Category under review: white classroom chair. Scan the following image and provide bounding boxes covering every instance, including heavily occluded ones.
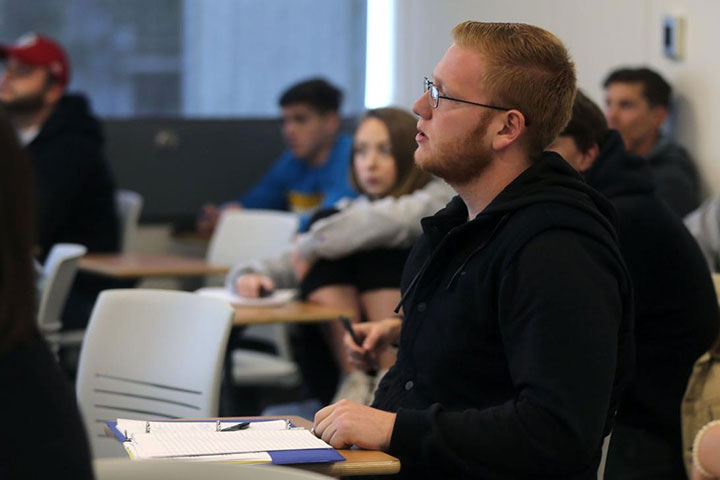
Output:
[207,209,299,273]
[37,243,87,352]
[207,210,302,389]
[115,189,143,253]
[76,289,233,458]
[93,459,333,480]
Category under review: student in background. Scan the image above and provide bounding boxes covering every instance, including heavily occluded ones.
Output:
[603,67,700,217]
[0,32,119,260]
[549,90,719,479]
[0,112,93,478]
[198,78,357,233]
[0,33,120,333]
[227,107,434,405]
[313,21,633,479]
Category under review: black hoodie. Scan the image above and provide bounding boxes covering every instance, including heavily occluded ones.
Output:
[28,94,119,259]
[586,130,719,470]
[372,152,635,479]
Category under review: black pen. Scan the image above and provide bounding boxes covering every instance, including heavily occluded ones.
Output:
[220,421,250,432]
[339,315,377,375]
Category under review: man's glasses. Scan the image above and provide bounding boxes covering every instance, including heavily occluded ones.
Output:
[424,77,530,126]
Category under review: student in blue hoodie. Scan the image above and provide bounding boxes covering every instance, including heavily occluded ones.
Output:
[198,78,357,233]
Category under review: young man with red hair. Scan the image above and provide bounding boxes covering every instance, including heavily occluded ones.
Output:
[313,21,634,479]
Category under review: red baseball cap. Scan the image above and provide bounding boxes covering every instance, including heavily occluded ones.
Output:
[0,33,70,87]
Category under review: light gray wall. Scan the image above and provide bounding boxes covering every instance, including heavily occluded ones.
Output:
[389,0,720,195]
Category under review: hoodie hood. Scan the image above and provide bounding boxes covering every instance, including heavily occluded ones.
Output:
[33,94,103,147]
[396,151,623,312]
[584,129,654,199]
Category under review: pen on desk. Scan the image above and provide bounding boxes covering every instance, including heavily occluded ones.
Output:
[220,421,250,432]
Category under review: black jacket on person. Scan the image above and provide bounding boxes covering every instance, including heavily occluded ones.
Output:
[28,94,119,259]
[585,131,719,472]
[0,333,94,478]
[372,152,635,479]
[647,134,700,217]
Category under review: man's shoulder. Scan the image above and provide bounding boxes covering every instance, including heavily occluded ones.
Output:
[650,135,692,164]
[34,93,103,150]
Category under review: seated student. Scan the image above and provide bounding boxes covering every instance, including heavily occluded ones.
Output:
[0,33,120,332]
[314,21,634,479]
[0,114,93,478]
[198,78,357,233]
[226,107,433,404]
[549,90,720,479]
[0,33,119,259]
[603,67,700,217]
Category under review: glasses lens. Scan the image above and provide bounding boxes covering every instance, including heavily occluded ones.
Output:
[430,85,439,108]
[424,77,439,108]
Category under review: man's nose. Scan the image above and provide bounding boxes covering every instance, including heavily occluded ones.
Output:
[413,91,432,119]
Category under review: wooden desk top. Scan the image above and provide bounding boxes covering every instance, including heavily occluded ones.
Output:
[233,302,353,326]
[284,416,400,477]
[104,415,400,477]
[79,253,229,278]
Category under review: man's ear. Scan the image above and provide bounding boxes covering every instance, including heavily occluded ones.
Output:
[492,109,527,151]
[651,105,668,129]
[43,82,64,105]
[323,111,341,134]
[577,143,600,173]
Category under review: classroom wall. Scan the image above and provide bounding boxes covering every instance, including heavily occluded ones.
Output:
[391,0,720,196]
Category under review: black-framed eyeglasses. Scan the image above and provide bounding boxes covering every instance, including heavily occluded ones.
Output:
[424,77,530,126]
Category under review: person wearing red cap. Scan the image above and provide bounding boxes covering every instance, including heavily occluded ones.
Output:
[0,33,120,331]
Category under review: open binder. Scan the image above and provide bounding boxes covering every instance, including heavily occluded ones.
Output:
[106,418,344,465]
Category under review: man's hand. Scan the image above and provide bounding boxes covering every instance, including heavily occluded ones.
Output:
[313,399,396,450]
[345,317,402,371]
[235,273,275,297]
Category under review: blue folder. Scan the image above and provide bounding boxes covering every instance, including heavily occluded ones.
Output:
[106,419,345,465]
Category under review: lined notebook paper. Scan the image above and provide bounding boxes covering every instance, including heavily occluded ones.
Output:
[116,419,289,438]
[128,429,332,459]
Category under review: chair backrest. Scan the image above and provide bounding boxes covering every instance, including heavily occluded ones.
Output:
[93,459,334,479]
[206,210,299,359]
[116,189,144,253]
[206,209,299,266]
[76,289,234,458]
[38,243,87,334]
